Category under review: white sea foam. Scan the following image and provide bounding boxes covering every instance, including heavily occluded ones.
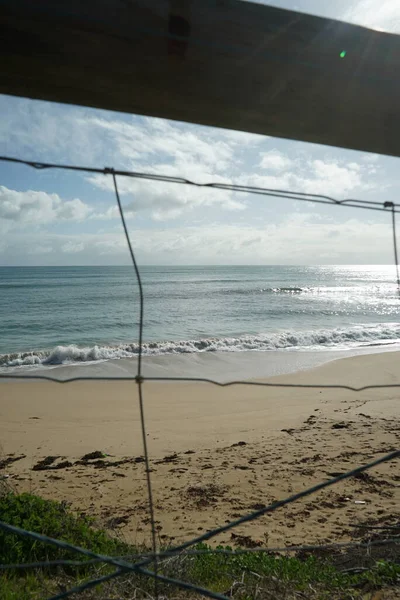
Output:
[2,322,400,368]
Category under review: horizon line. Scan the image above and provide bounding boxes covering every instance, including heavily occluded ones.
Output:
[0,264,396,268]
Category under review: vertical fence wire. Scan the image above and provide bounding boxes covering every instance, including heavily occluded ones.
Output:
[111,171,158,596]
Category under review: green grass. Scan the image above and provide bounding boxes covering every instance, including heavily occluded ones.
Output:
[0,491,129,599]
[0,492,127,565]
[185,544,400,598]
[0,574,46,600]
[0,492,399,599]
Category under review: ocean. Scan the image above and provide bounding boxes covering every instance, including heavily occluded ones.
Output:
[1,265,399,374]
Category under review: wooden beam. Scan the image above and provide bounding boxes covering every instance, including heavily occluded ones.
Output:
[1,0,400,156]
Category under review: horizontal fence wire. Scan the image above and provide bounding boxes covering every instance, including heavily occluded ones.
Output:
[2,155,400,214]
[1,535,399,571]
[0,154,399,600]
[3,372,400,392]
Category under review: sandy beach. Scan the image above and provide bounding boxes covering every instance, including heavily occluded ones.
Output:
[0,351,399,549]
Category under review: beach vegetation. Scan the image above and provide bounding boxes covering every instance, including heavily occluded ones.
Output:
[0,492,398,599]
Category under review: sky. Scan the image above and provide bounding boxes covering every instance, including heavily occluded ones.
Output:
[0,0,399,266]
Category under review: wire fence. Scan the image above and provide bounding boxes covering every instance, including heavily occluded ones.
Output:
[0,154,399,599]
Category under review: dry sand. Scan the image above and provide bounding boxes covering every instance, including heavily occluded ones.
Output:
[0,351,399,548]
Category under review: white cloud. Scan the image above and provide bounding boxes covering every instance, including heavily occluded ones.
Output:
[32,245,52,255]
[61,241,85,253]
[0,94,396,268]
[0,214,394,266]
[238,157,377,198]
[128,217,398,264]
[93,206,126,221]
[299,160,365,196]
[56,198,92,221]
[94,238,127,255]
[1,95,388,229]
[0,186,92,224]
[78,116,262,219]
[259,150,292,171]
[89,149,378,221]
[362,153,380,164]
[0,102,105,166]
[88,117,235,173]
[219,129,267,145]
[88,172,245,220]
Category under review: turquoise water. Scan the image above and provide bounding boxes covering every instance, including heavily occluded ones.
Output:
[1,265,399,368]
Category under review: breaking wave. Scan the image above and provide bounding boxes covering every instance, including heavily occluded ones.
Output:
[2,323,400,368]
[220,285,398,297]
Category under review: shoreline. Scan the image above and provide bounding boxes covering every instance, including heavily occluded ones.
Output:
[0,350,399,548]
[2,341,400,383]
